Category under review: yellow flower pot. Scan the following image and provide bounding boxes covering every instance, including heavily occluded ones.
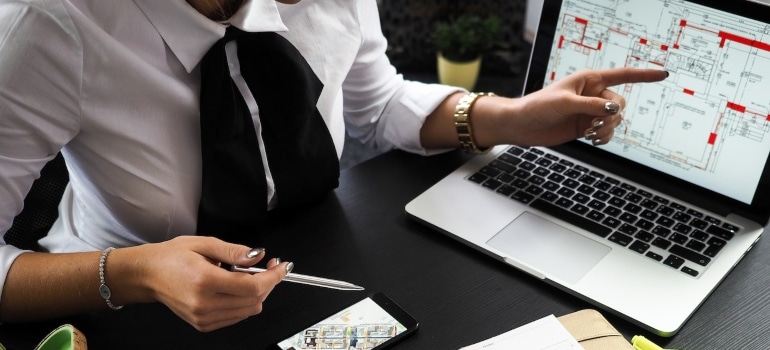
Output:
[437,53,481,91]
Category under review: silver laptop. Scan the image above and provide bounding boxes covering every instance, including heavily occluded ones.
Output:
[406,0,770,336]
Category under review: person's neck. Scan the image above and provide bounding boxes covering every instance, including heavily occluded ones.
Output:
[186,0,245,22]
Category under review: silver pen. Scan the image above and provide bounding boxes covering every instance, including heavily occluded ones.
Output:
[231,265,365,291]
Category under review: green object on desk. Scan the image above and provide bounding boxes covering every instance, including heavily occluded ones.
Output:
[632,335,664,350]
[35,324,87,350]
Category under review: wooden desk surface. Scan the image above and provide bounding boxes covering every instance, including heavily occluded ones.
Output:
[1,150,769,349]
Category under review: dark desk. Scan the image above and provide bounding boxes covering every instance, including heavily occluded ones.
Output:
[1,150,769,349]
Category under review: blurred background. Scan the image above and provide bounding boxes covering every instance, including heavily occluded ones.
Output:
[340,0,542,169]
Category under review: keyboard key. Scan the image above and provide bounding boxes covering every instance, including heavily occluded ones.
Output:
[562,179,580,189]
[618,223,638,235]
[669,244,711,266]
[663,255,685,269]
[681,266,699,277]
[482,179,502,190]
[634,230,654,242]
[468,173,488,184]
[602,206,621,217]
[625,193,643,203]
[640,199,658,210]
[624,203,642,214]
[497,153,522,166]
[478,166,501,178]
[542,181,560,192]
[619,212,638,224]
[685,240,706,252]
[655,216,675,227]
[651,226,671,238]
[586,210,605,222]
[690,218,708,229]
[629,240,650,254]
[511,191,535,204]
[521,152,539,161]
[703,244,723,258]
[557,187,575,197]
[592,190,611,201]
[490,160,516,173]
[496,185,516,196]
[601,217,621,229]
[640,209,658,221]
[722,222,740,232]
[570,204,590,215]
[706,225,735,240]
[686,209,704,218]
[656,205,675,216]
[506,147,525,156]
[572,193,591,204]
[672,211,692,223]
[645,251,663,261]
[635,218,655,231]
[672,223,692,235]
[652,237,671,249]
[670,233,688,244]
[608,232,633,246]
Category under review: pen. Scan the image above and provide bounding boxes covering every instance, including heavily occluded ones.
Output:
[230,265,365,291]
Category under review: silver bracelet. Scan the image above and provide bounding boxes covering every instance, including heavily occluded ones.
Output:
[98,247,123,310]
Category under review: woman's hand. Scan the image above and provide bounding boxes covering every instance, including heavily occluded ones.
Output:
[112,236,290,332]
[484,68,668,147]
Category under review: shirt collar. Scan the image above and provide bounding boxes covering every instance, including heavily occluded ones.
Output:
[133,0,289,73]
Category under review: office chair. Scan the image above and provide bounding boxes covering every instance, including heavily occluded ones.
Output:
[4,153,69,251]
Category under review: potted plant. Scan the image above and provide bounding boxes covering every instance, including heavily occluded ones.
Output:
[434,12,502,90]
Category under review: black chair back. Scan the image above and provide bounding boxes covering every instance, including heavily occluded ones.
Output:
[4,153,69,251]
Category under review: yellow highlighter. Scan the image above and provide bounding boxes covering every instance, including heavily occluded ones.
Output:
[632,335,664,350]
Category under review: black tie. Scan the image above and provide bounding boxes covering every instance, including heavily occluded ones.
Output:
[197,26,339,244]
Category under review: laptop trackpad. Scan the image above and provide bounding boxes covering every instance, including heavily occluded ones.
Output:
[487,211,611,284]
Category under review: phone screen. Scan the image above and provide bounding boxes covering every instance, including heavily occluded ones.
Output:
[275,293,416,349]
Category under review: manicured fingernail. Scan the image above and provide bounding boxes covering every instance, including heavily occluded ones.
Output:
[604,101,620,114]
[665,70,670,78]
[285,262,295,274]
[247,248,265,259]
[274,257,281,264]
[584,129,597,141]
[592,119,605,130]
[592,138,602,146]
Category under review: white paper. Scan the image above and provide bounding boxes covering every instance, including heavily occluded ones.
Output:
[459,314,582,350]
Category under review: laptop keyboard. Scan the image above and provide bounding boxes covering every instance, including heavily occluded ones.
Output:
[467,146,740,277]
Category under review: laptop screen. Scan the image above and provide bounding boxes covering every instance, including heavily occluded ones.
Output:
[525,0,770,222]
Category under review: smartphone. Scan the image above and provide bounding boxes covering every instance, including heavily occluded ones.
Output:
[274,292,419,350]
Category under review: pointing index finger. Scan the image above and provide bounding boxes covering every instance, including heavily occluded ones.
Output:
[599,68,668,88]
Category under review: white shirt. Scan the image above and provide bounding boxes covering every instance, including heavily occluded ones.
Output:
[0,0,460,298]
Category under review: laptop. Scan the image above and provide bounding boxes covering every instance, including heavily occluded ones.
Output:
[406,0,770,336]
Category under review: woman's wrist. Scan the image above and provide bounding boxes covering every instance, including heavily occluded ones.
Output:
[467,95,522,148]
[105,245,155,306]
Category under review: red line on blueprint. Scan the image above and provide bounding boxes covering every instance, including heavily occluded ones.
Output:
[708,133,717,145]
[719,31,770,51]
[598,41,603,50]
[727,101,746,113]
[640,38,647,44]
[551,72,556,81]
[767,115,770,121]
[559,35,564,48]
[575,17,588,25]
[661,44,669,51]
[680,19,687,27]
[683,89,695,95]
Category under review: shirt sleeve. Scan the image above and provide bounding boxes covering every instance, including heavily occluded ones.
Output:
[0,1,82,298]
[341,0,464,156]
